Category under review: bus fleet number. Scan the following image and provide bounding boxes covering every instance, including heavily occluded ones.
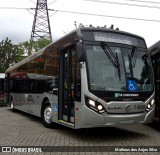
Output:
[134,105,145,110]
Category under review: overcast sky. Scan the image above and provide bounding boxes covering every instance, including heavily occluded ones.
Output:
[0,0,160,47]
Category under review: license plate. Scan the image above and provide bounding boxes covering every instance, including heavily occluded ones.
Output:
[134,104,145,110]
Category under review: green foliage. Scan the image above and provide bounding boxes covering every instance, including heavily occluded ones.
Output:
[0,38,24,73]
[0,37,51,73]
[33,38,51,51]
[19,40,33,56]
[20,38,51,56]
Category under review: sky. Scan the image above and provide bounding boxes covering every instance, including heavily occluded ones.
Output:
[0,0,160,47]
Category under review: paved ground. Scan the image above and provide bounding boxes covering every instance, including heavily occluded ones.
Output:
[0,106,160,155]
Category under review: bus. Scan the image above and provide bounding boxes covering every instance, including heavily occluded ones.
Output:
[0,73,5,105]
[5,27,155,129]
[148,41,160,120]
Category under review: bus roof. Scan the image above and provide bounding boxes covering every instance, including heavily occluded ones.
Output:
[148,40,160,56]
[5,27,145,73]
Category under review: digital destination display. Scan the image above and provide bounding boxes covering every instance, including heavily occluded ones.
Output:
[94,32,139,46]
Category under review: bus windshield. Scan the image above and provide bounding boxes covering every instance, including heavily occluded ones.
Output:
[85,44,153,92]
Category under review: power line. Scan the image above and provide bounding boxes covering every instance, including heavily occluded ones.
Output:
[0,7,28,10]
[84,0,160,9]
[28,8,57,17]
[0,7,160,23]
[48,0,58,5]
[97,0,160,5]
[49,10,58,17]
[28,0,36,4]
[125,0,160,5]
[27,8,35,16]
[51,9,160,23]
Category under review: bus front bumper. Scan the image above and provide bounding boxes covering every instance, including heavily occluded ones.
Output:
[80,105,155,128]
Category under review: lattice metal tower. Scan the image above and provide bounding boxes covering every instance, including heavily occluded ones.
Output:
[31,0,52,41]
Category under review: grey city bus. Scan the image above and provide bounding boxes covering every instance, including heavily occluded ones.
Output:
[5,27,155,129]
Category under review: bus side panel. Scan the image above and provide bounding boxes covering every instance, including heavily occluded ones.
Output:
[11,92,59,120]
[12,93,42,117]
[12,93,28,112]
[29,93,58,118]
[74,101,83,129]
[81,105,106,128]
[28,93,43,117]
[48,93,59,123]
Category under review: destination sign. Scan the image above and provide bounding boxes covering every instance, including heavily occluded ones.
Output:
[94,32,138,46]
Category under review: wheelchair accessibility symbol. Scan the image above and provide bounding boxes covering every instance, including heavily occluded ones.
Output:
[127,80,136,91]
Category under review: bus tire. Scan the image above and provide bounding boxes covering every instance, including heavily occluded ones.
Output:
[41,101,54,128]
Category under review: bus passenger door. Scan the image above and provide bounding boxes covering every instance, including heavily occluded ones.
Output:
[59,47,77,124]
[155,57,160,118]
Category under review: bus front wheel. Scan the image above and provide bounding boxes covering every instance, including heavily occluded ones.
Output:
[41,101,54,128]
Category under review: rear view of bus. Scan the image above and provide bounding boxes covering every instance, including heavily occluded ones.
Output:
[79,28,154,127]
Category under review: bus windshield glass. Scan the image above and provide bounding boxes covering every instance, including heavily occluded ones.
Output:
[85,44,153,92]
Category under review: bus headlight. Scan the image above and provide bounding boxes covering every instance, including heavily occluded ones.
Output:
[97,105,103,111]
[146,99,155,111]
[86,98,106,114]
[88,99,95,107]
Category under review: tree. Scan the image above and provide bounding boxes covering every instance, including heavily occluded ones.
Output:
[20,38,51,56]
[0,37,51,73]
[33,38,51,51]
[0,38,24,73]
[19,40,33,56]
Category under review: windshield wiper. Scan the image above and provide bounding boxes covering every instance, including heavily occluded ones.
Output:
[115,52,121,81]
[131,47,137,68]
[128,54,134,78]
[101,42,121,80]
[127,47,138,78]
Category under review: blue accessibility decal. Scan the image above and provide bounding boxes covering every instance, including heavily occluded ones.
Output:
[127,80,136,91]
[54,103,58,112]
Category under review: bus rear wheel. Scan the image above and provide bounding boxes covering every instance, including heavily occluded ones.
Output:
[41,102,54,128]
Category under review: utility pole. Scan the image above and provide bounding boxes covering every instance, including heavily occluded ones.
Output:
[31,0,52,41]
